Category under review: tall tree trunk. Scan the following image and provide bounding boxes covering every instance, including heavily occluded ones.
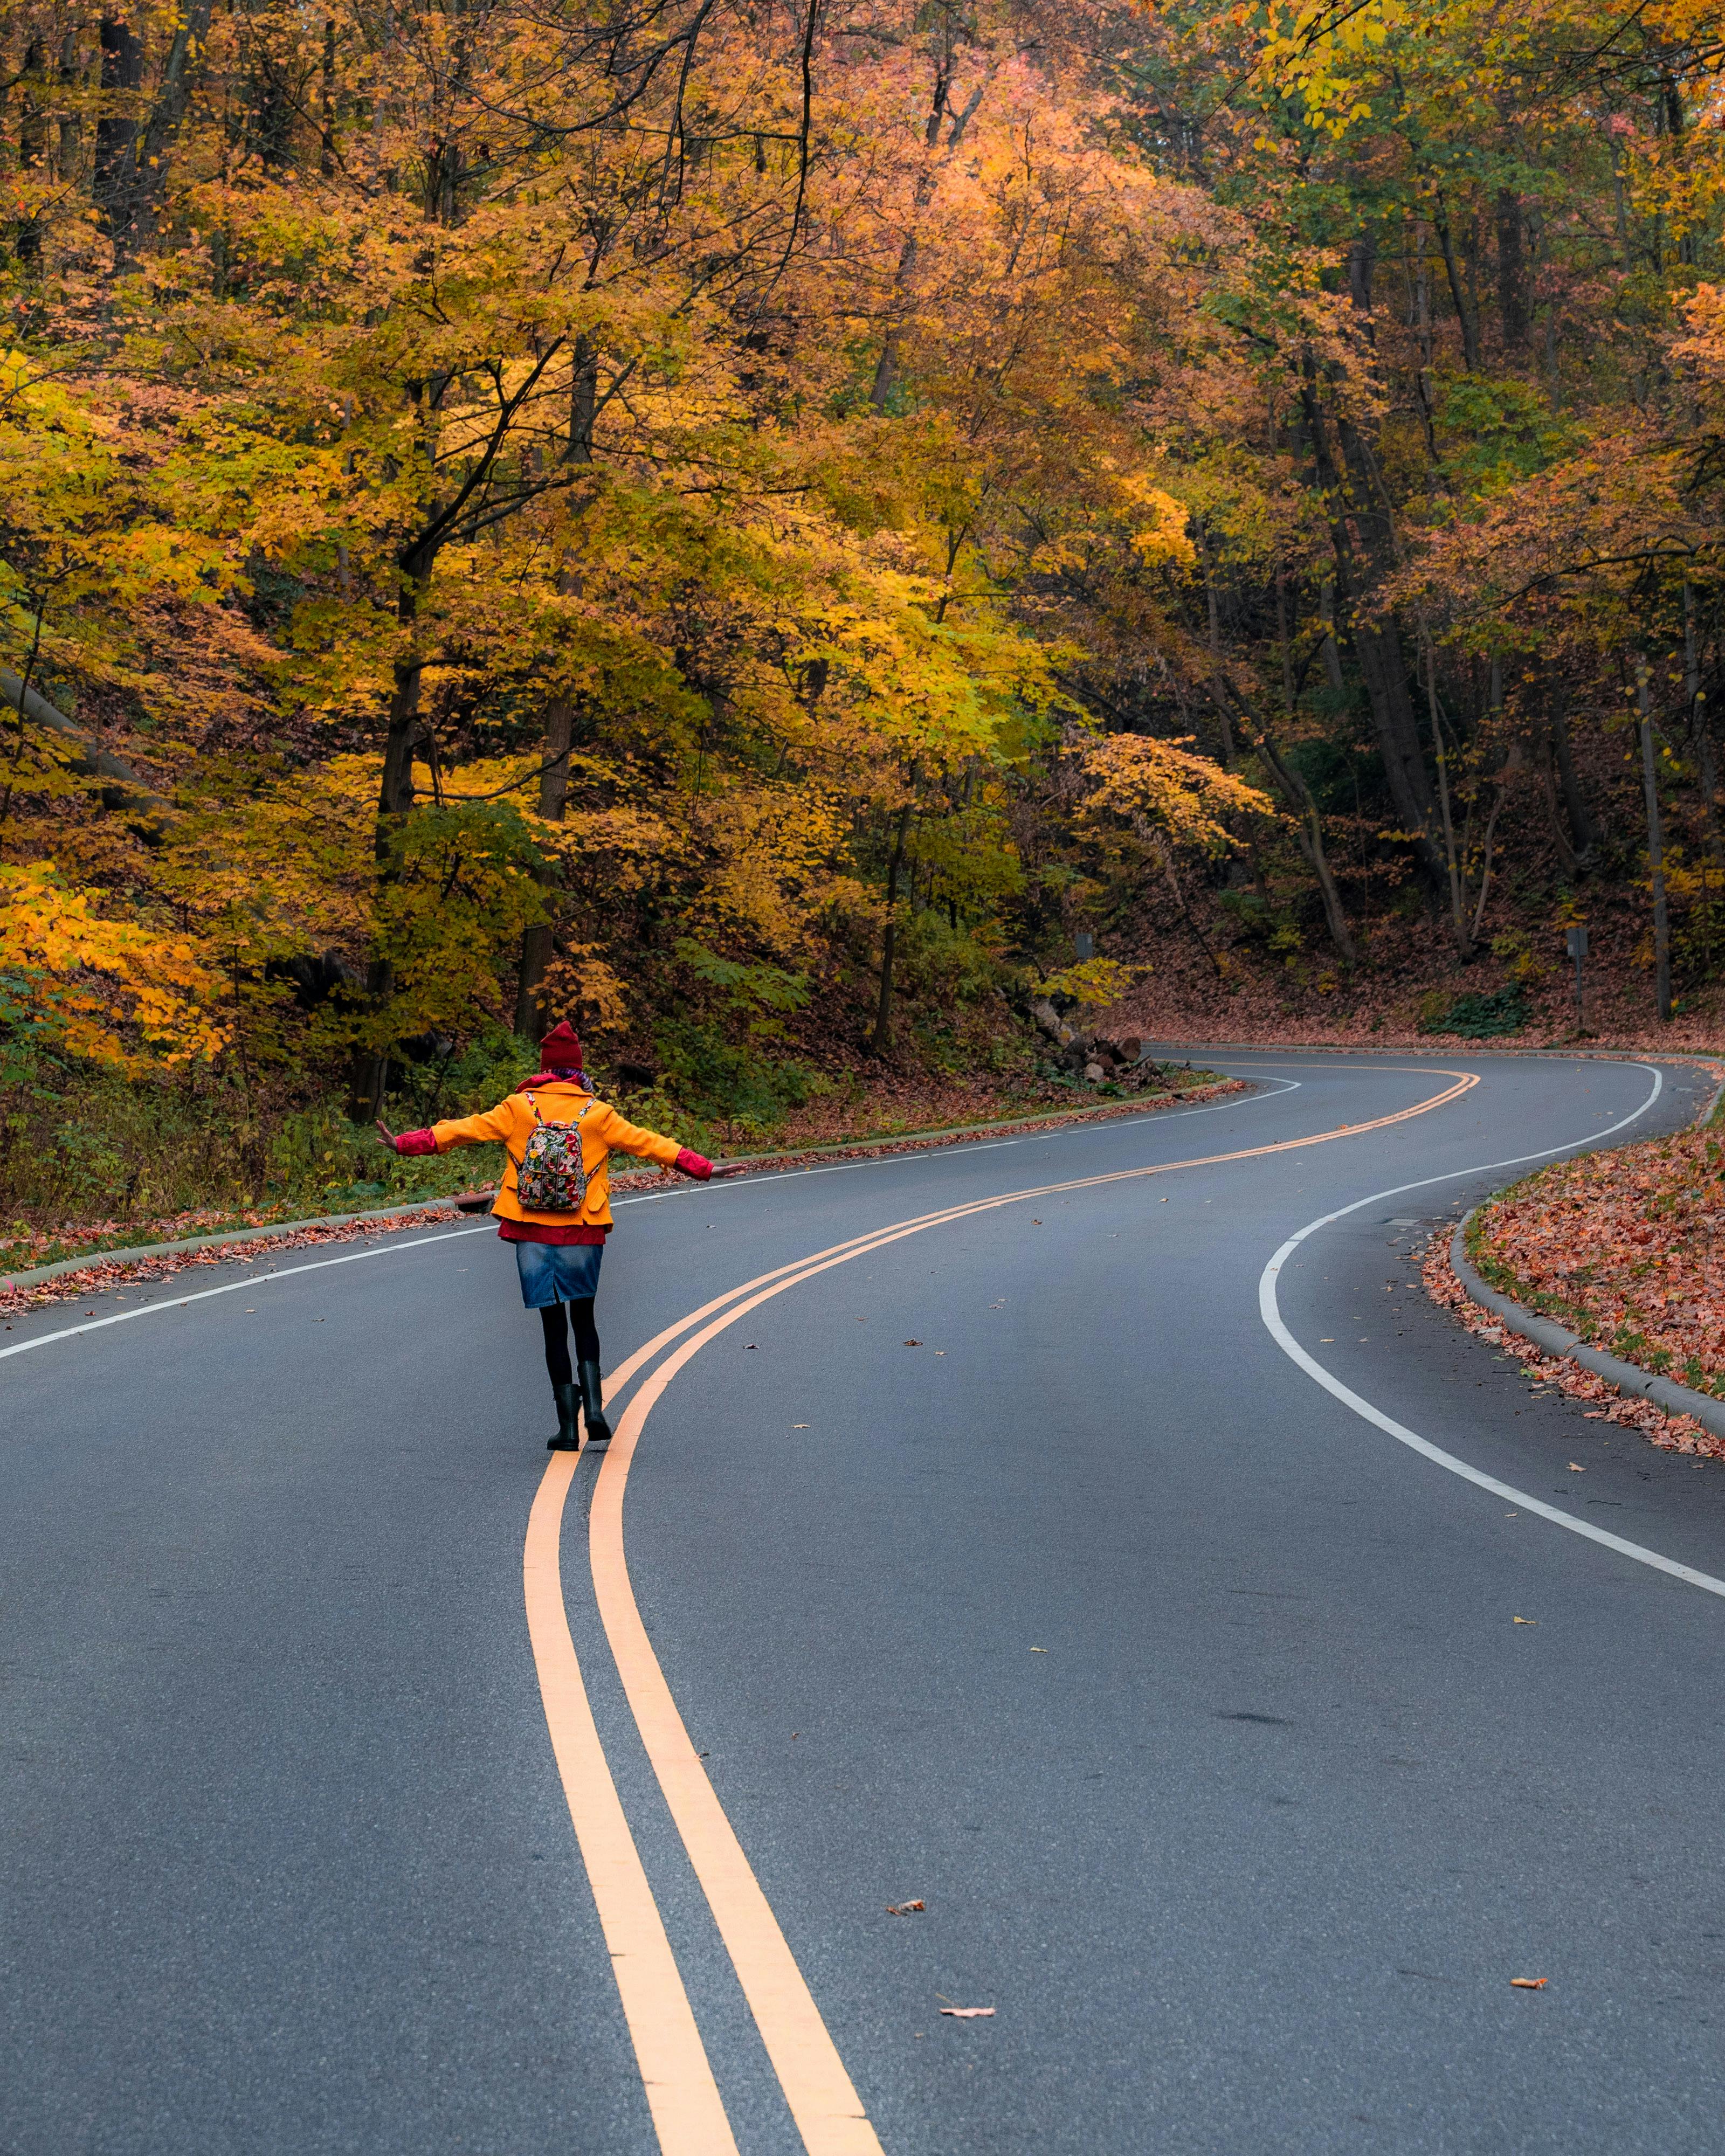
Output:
[56,29,80,180]
[15,38,47,267]
[320,17,337,177]
[1433,195,1480,370]
[95,1,214,264]
[1685,580,1721,863]
[871,801,913,1052]
[1495,189,1527,348]
[1317,581,1346,694]
[568,334,597,462]
[1355,613,1445,881]
[349,581,426,1117]
[1228,676,1357,965]
[515,698,575,1039]
[1638,659,1672,1022]
[94,16,144,261]
[1301,372,1447,893]
[376,655,423,851]
[1548,690,1598,860]
[1422,629,1472,956]
[140,1,211,176]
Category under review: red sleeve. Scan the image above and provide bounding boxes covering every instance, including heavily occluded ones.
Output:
[396,1129,438,1157]
[675,1147,713,1180]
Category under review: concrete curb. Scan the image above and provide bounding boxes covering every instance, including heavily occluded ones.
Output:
[1,1078,1237,1296]
[1448,1213,1725,1444]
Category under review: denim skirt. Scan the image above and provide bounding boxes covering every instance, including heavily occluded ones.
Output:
[514,1239,604,1309]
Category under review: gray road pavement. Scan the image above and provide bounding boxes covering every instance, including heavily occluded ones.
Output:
[5,1051,1724,2154]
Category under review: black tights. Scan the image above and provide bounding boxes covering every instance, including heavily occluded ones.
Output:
[540,1298,601,1386]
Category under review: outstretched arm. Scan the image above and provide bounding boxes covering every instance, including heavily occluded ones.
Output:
[376,1102,518,1157]
[592,1105,715,1179]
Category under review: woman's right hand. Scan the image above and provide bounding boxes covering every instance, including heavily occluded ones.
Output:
[375,1120,398,1152]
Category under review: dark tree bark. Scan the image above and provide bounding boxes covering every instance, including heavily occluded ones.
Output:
[871,801,913,1052]
[94,16,144,259]
[1495,190,1528,348]
[1226,680,1357,965]
[515,699,575,1039]
[568,335,597,462]
[1548,694,1599,861]
[15,38,47,267]
[1347,231,1375,319]
[56,29,80,180]
[1433,195,1480,370]
[1638,661,1672,1022]
[1299,363,1447,895]
[320,18,337,177]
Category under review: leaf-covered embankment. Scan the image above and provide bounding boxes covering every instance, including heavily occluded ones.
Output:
[1469,1111,1725,1397]
[1423,1227,1725,1460]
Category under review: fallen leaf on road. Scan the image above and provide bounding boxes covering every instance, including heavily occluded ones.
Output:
[745,1343,757,1350]
[1513,1616,1538,1625]
[1030,1646,1048,1652]
[1031,1219,1042,1225]
[886,1901,925,1916]
[905,1339,921,1346]
[792,1423,809,1428]
[1568,1461,1585,1471]
[939,2007,995,2019]
[1510,1978,1546,1989]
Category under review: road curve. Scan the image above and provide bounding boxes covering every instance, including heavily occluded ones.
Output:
[6,1051,1725,2155]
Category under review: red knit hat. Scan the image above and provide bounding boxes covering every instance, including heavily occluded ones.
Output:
[538,1021,584,1068]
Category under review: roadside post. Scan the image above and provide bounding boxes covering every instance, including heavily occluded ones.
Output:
[1073,932,1094,961]
[1566,923,1589,1029]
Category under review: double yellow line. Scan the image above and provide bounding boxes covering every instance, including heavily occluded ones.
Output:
[523,1069,1477,2152]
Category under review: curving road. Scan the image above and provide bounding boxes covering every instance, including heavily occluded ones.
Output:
[6,1051,1725,2156]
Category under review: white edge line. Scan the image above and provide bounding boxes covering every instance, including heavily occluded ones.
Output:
[2,1080,1306,1364]
[1259,1062,1725,1600]
[0,1223,500,1362]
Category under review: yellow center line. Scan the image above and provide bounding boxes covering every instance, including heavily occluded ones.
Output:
[522,1460,741,2154]
[531,1067,1476,2152]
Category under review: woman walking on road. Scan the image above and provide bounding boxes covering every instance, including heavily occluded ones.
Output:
[376,1022,716,1450]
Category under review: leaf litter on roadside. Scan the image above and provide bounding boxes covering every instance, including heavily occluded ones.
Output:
[1423,1233,1725,1461]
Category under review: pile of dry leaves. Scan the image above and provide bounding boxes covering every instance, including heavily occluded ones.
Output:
[1423,1224,1725,1462]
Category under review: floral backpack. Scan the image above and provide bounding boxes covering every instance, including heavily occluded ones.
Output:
[516,1094,592,1213]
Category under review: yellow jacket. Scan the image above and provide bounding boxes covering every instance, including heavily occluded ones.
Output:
[427,1079,684,1231]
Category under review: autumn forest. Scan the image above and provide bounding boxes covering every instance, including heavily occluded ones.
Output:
[5,0,1725,1247]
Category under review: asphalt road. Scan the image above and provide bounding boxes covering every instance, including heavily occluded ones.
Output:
[6,1050,1725,2155]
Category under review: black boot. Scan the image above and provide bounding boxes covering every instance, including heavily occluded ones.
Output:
[548,1380,581,1452]
[577,1359,612,1446]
